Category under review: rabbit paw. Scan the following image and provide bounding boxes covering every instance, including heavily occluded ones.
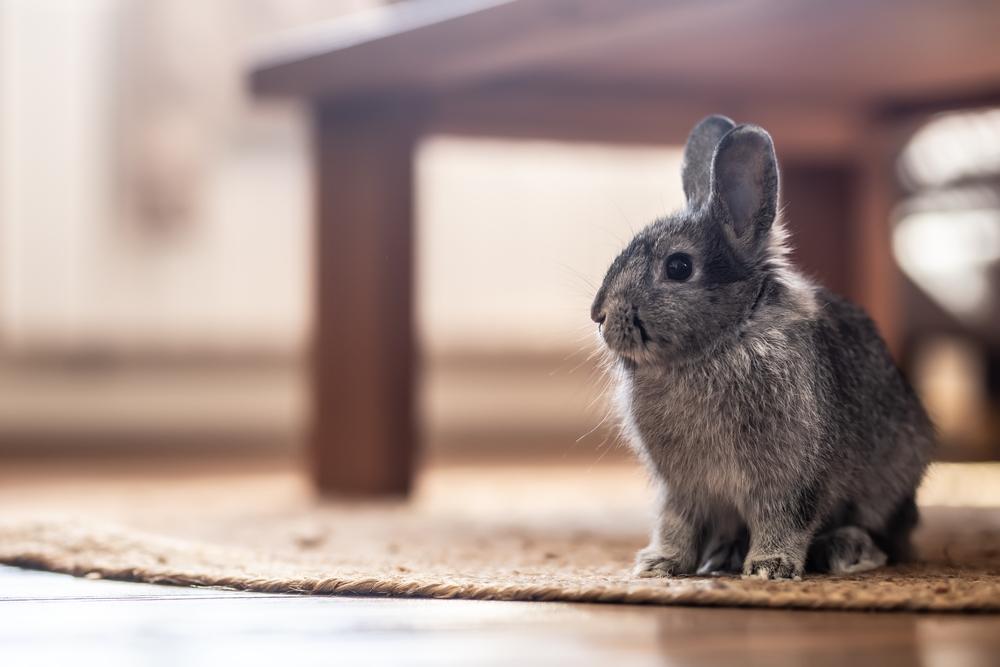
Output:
[633,546,691,577]
[743,555,803,581]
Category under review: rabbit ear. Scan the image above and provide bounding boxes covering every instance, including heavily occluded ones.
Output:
[682,115,736,208]
[709,124,779,247]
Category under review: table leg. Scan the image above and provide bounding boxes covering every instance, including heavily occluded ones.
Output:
[310,102,421,496]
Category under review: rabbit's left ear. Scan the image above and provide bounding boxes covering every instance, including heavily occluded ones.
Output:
[681,115,735,209]
[709,124,779,249]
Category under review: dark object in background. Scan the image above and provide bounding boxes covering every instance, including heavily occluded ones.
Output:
[895,108,1000,460]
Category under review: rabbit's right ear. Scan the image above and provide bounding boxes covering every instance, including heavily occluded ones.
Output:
[709,124,779,253]
[682,115,736,208]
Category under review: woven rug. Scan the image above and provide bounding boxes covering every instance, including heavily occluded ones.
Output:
[1,463,999,612]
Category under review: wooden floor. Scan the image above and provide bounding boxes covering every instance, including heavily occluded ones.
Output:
[3,565,999,666]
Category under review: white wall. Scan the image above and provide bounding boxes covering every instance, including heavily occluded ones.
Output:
[0,0,119,350]
[0,0,311,356]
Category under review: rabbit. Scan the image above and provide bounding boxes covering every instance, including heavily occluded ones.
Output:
[590,115,934,580]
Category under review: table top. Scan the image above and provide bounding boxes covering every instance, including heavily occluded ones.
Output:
[251,0,1000,115]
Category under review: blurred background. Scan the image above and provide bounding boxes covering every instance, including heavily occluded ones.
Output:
[0,0,998,490]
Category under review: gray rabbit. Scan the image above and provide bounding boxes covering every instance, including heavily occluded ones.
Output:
[591,115,934,579]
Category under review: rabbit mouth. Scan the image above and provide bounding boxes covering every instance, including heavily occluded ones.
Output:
[632,313,652,345]
[600,310,655,364]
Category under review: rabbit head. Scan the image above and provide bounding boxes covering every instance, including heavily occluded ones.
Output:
[591,115,785,366]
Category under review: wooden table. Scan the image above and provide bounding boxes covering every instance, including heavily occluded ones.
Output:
[250,0,1000,496]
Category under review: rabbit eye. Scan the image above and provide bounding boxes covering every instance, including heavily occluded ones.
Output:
[665,253,693,281]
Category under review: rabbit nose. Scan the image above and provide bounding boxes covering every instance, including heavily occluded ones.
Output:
[592,311,607,325]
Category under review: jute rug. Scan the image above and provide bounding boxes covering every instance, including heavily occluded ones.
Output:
[1,462,999,612]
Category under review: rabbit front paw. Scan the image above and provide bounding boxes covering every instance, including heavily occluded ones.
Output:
[633,546,694,577]
[743,554,803,581]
